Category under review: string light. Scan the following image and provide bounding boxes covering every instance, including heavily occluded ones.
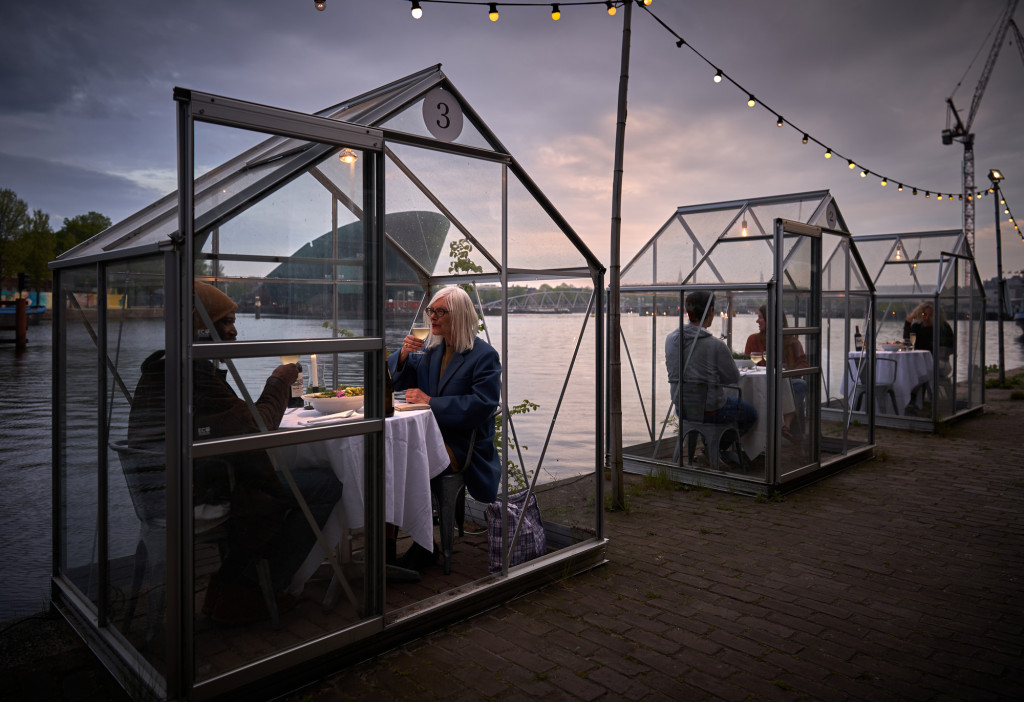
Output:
[393,1,1005,218]
[315,0,326,10]
[860,169,867,178]
[881,178,887,187]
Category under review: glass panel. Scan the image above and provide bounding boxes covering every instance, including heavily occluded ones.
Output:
[385,143,503,278]
[507,172,589,271]
[105,257,168,674]
[191,122,376,679]
[59,267,102,608]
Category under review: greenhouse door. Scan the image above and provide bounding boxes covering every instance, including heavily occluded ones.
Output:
[773,219,821,485]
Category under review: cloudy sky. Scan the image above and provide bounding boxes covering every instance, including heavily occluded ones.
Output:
[1,0,1022,280]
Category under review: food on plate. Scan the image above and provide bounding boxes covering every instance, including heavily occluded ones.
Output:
[310,384,365,398]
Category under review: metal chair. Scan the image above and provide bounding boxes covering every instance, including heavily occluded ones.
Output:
[849,357,898,415]
[677,383,746,471]
[430,404,500,575]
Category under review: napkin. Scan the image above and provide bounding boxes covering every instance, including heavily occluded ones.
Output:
[301,410,362,426]
[394,403,431,411]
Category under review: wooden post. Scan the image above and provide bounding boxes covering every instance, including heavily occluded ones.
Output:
[15,297,27,350]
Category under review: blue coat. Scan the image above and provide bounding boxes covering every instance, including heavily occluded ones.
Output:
[389,338,502,503]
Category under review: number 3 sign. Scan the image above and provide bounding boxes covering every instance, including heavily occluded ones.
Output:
[422,87,464,142]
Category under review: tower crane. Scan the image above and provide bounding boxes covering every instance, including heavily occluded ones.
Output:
[942,0,1019,253]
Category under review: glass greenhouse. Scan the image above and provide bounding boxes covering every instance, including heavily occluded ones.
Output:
[852,228,985,429]
[49,66,606,701]
[618,191,876,496]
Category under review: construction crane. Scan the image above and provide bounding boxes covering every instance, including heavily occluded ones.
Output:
[942,0,1019,253]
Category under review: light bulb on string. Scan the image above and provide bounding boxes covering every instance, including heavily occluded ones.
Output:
[913,188,918,196]
[747,94,756,107]
[926,192,930,198]
[741,219,749,237]
[948,194,953,201]
[824,148,832,159]
[713,69,723,83]
[801,133,808,144]
[606,1,616,16]
[411,0,422,18]
[848,160,856,169]
[881,178,887,187]
[314,0,326,10]
[489,3,499,20]
[898,184,904,192]
[860,169,867,178]
[776,115,783,127]
[551,4,560,20]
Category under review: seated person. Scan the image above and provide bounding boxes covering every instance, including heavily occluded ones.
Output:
[904,301,954,372]
[389,285,501,571]
[665,291,757,444]
[903,301,955,411]
[743,305,807,441]
[128,281,342,625]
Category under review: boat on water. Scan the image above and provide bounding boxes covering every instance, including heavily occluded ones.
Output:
[0,303,47,330]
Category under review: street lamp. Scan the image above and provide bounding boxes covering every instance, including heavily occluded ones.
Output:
[988,168,1006,386]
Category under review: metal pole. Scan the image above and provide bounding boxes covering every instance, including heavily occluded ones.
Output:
[994,183,1006,386]
[608,0,632,510]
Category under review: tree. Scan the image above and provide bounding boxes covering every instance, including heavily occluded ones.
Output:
[56,211,111,256]
[14,209,55,292]
[0,188,30,282]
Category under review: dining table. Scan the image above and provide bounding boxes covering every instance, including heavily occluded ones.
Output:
[845,350,932,416]
[277,407,450,595]
[735,367,796,460]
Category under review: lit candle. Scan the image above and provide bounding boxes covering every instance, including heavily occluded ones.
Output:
[310,354,319,388]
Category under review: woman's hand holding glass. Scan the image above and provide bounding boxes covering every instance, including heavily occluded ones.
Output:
[399,333,425,363]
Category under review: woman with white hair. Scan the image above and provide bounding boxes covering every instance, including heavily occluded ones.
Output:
[390,285,501,570]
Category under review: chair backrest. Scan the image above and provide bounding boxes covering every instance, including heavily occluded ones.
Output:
[875,357,898,385]
[679,383,710,422]
[110,440,166,525]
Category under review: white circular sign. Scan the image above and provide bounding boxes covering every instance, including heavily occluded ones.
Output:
[422,87,464,142]
[826,203,838,229]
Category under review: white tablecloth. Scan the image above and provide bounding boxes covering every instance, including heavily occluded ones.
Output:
[845,351,932,415]
[736,369,795,459]
[277,408,449,594]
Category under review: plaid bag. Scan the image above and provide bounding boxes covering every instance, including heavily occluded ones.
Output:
[485,490,546,573]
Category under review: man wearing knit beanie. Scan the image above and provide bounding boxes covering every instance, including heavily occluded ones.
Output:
[193,281,238,339]
[128,281,342,625]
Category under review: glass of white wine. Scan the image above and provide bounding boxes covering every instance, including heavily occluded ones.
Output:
[279,354,300,365]
[909,332,917,348]
[749,352,764,366]
[410,326,429,355]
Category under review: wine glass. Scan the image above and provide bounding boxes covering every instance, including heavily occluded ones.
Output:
[749,352,764,366]
[909,332,917,348]
[279,354,300,365]
[410,325,429,354]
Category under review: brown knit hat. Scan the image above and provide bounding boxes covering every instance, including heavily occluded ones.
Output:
[193,281,237,330]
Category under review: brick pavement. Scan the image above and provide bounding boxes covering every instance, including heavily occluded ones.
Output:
[3,375,1023,701]
[285,377,1024,701]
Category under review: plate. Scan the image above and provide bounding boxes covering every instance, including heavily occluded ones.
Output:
[302,394,364,414]
[880,342,907,352]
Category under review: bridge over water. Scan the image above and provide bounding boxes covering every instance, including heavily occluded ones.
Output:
[480,290,681,315]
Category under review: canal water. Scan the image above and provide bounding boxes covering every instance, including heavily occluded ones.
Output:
[4,314,1024,622]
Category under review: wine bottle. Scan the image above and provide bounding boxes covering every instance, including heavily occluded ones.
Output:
[854,326,863,352]
[384,348,395,418]
[288,363,305,408]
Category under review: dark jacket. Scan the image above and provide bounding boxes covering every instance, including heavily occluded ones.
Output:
[390,338,501,503]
